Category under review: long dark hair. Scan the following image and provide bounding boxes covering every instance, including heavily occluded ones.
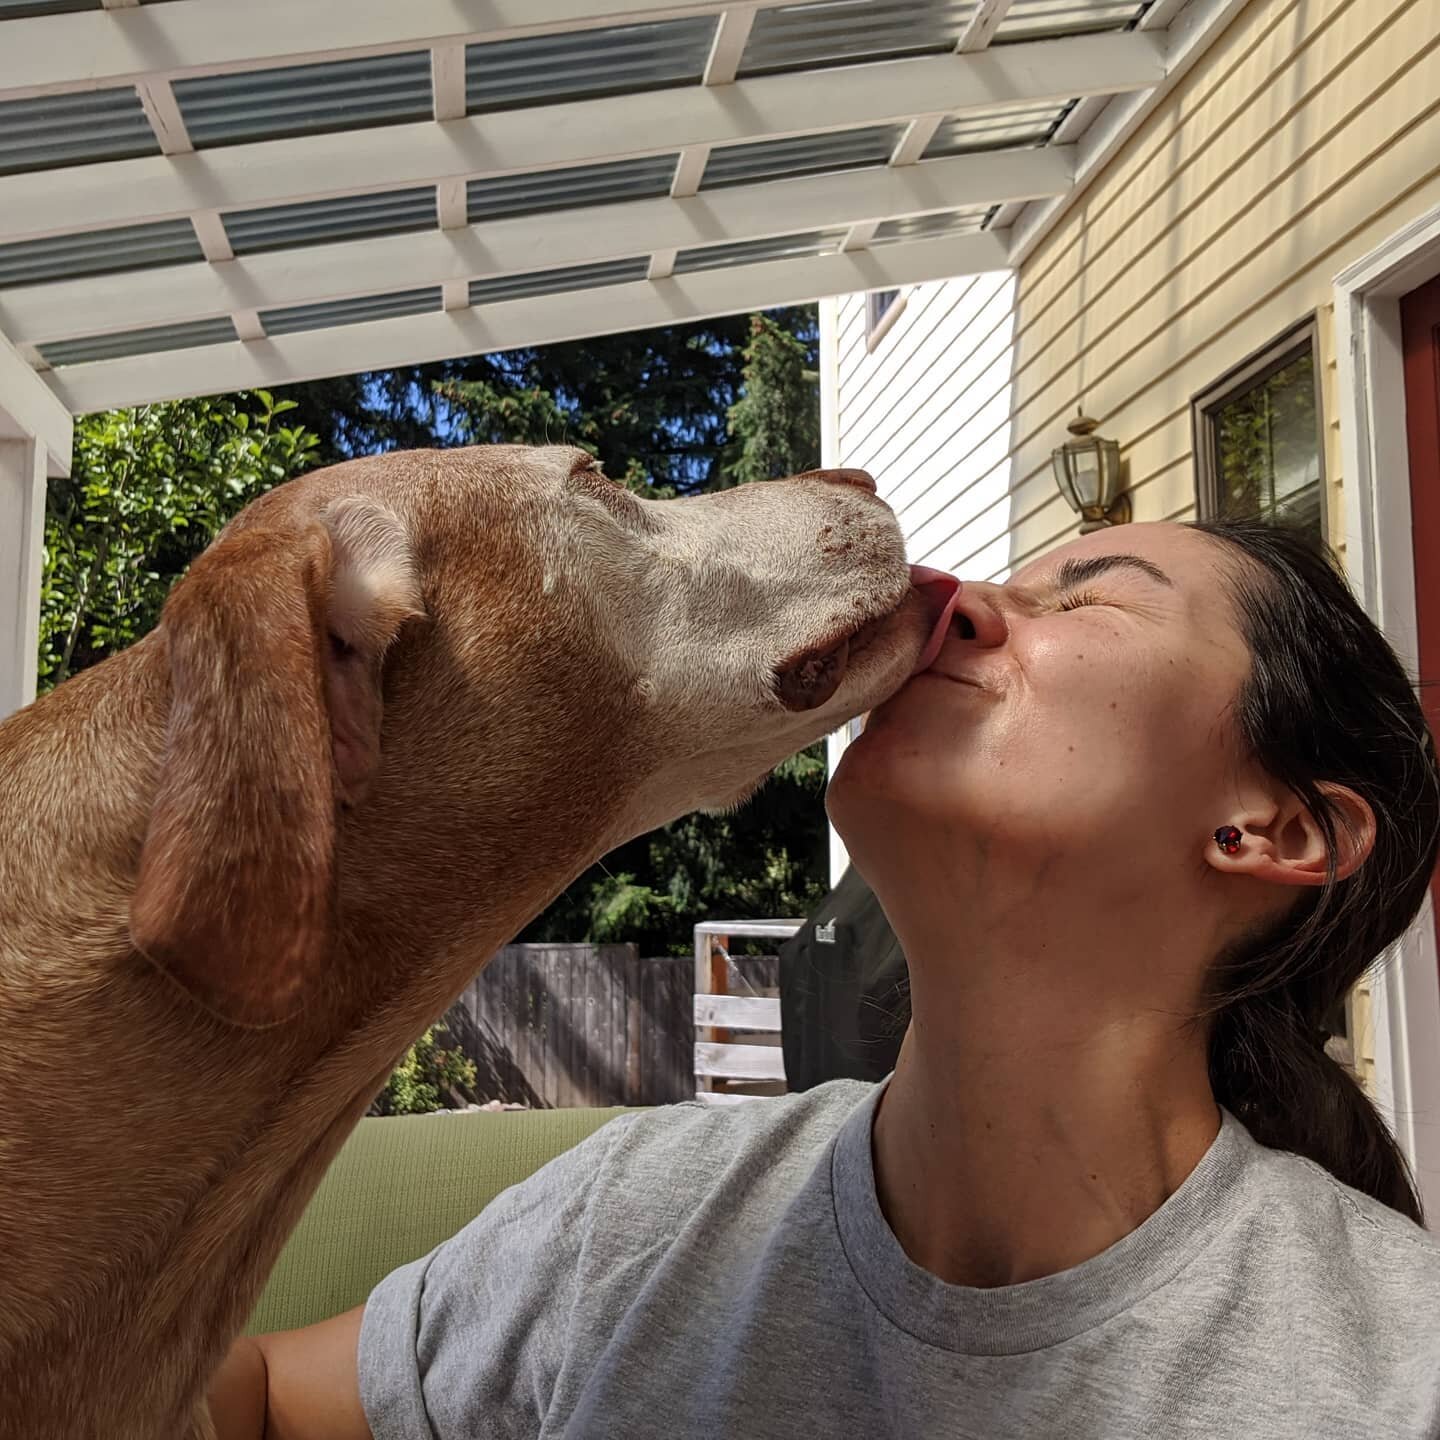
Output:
[1192,518,1440,1224]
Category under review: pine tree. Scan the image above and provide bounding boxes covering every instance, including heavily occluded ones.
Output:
[720,313,822,486]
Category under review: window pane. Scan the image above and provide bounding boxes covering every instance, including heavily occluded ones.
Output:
[1212,348,1322,530]
[867,289,899,332]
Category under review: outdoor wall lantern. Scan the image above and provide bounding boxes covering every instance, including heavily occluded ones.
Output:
[1050,409,1130,533]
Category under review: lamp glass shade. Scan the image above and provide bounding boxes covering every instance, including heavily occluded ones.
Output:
[1052,435,1122,516]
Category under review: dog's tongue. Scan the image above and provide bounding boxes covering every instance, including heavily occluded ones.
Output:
[909,564,962,675]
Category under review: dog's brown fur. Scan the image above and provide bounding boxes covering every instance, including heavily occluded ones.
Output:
[0,445,927,1439]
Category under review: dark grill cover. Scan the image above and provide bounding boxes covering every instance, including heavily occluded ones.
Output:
[779,865,908,1090]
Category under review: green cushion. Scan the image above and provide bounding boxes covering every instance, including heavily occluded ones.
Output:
[246,1107,630,1335]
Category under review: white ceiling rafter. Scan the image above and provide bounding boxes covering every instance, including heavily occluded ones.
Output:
[703,9,756,86]
[890,116,945,167]
[955,0,1017,54]
[0,33,1164,246]
[187,211,233,263]
[0,326,72,475]
[0,1,769,102]
[43,230,1011,415]
[2,148,1073,346]
[134,78,193,156]
[430,43,468,123]
[1006,0,1252,268]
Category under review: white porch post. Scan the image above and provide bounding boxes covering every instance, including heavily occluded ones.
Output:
[0,435,47,717]
[0,326,74,720]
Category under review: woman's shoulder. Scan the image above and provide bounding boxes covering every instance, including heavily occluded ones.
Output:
[595,1079,875,1200]
[1242,1131,1440,1303]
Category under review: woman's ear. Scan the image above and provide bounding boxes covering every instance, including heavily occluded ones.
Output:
[1206,782,1376,889]
[128,499,423,1029]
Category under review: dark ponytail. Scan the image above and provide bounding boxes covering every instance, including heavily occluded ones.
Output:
[1192,519,1440,1224]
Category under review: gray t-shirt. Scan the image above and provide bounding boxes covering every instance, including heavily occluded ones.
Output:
[360,1080,1440,1437]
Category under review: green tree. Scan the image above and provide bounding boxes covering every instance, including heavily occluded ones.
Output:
[276,308,819,495]
[513,313,830,953]
[38,392,319,689]
[720,313,821,486]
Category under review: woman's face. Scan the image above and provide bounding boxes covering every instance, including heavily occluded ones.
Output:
[829,523,1256,906]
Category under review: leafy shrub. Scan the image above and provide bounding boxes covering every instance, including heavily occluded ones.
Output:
[370,1025,479,1116]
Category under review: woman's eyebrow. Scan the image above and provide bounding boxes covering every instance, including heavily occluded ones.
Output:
[1051,554,1175,592]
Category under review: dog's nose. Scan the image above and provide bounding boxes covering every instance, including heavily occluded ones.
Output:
[795,467,878,494]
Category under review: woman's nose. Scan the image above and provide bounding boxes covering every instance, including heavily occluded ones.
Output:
[949,581,1009,648]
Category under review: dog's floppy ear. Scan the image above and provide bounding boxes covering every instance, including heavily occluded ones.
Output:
[129,497,423,1029]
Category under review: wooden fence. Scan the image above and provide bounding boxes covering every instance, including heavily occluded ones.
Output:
[442,943,777,1109]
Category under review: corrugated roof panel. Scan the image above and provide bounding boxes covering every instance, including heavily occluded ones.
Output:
[923,100,1073,157]
[0,218,202,288]
[224,188,437,255]
[470,257,650,306]
[740,1,975,75]
[467,17,715,112]
[995,0,1150,42]
[172,52,433,148]
[0,1,101,16]
[260,287,443,337]
[702,124,906,189]
[673,228,847,275]
[467,155,678,223]
[0,87,159,175]
[869,208,990,244]
[40,316,238,367]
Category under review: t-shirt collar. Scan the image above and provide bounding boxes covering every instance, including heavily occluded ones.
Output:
[830,1080,1258,1355]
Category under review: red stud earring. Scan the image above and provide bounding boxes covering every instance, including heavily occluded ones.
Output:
[1214,826,1243,856]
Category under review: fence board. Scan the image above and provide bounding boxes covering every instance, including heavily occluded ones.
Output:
[442,944,760,1108]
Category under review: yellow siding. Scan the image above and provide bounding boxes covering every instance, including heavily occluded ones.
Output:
[835,0,1440,1084]
[1010,0,1440,571]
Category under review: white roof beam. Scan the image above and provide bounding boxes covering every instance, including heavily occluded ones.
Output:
[431,43,469,122]
[43,230,1012,415]
[232,310,266,341]
[671,146,711,199]
[956,0,1017,54]
[3,148,1071,345]
[435,178,469,230]
[0,33,1162,244]
[135,78,194,156]
[188,210,234,263]
[1007,0,1250,267]
[703,10,756,87]
[890,116,944,167]
[0,434,49,719]
[0,1,767,102]
[0,327,73,475]
[841,220,881,253]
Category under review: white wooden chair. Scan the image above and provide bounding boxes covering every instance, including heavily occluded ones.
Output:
[692,919,802,1104]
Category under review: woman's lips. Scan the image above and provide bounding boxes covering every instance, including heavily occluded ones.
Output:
[908,565,962,675]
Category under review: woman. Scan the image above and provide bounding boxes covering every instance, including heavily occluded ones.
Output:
[213,518,1440,1438]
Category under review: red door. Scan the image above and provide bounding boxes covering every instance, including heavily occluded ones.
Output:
[1402,273,1440,955]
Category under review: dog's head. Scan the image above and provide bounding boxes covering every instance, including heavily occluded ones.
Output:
[128,446,932,1028]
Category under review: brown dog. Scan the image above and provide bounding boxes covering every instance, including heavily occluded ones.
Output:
[0,445,931,1439]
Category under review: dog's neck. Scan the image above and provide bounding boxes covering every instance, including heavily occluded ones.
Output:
[0,648,632,1439]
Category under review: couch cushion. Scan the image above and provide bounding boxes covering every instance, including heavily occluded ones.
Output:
[247,1107,630,1335]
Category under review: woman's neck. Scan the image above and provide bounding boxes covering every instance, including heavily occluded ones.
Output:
[871,950,1220,1290]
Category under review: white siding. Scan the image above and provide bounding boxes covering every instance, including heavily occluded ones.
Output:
[826,0,1440,1073]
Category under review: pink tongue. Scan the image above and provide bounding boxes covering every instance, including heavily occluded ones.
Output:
[908,564,963,675]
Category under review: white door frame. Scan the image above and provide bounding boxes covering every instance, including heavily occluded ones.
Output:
[1335,201,1440,1218]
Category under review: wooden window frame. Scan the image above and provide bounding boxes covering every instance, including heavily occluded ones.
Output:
[1191,315,1327,538]
[865,288,905,353]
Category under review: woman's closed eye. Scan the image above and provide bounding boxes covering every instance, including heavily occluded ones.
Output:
[1057,589,1105,613]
